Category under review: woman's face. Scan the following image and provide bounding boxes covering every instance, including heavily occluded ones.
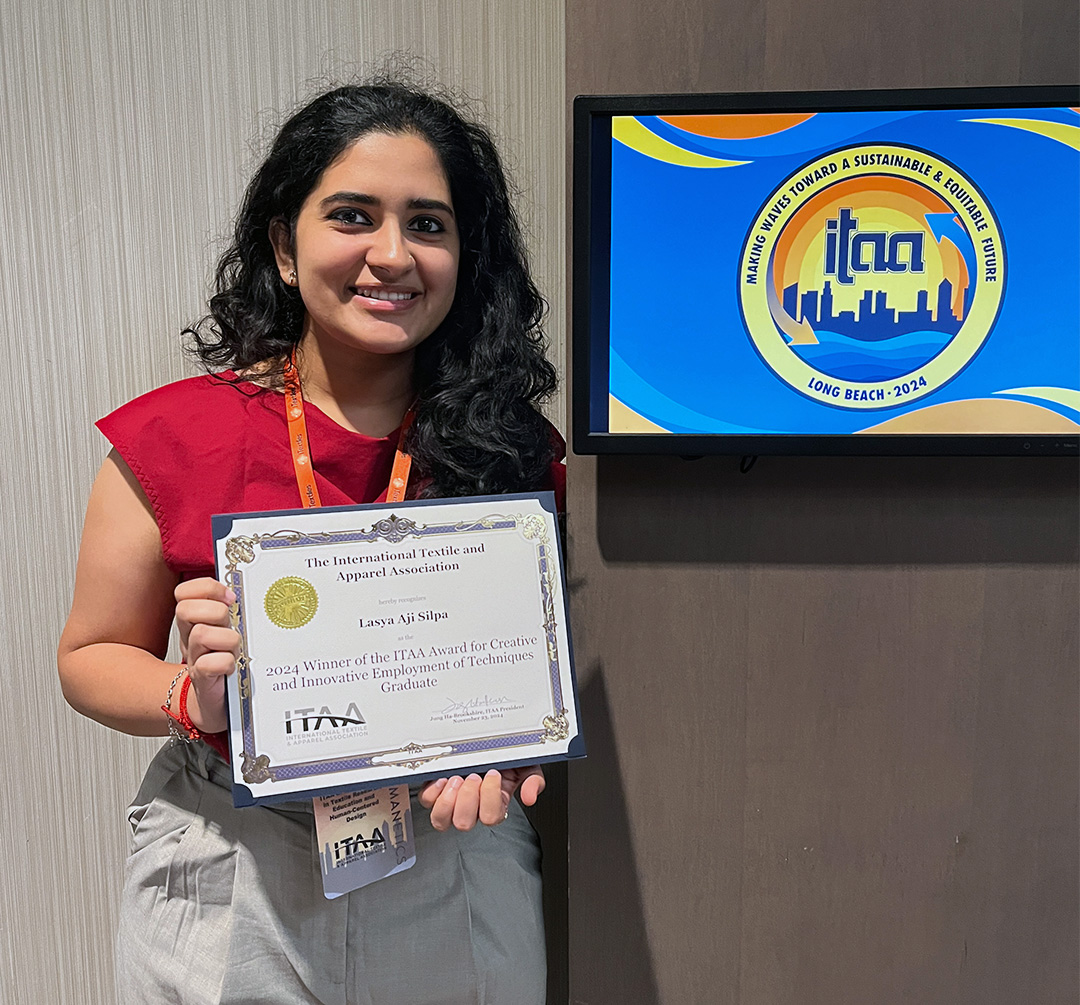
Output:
[273,131,460,361]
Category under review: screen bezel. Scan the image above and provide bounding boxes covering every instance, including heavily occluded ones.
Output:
[571,84,1080,457]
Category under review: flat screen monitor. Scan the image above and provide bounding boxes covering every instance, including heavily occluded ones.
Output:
[573,85,1080,455]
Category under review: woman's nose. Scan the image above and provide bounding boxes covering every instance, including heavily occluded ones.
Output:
[367,220,413,272]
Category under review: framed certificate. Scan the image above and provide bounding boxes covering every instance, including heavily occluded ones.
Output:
[212,492,582,807]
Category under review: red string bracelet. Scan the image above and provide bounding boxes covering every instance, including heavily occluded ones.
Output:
[162,668,232,761]
[162,671,202,741]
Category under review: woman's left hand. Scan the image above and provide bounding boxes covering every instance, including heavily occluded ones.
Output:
[419,766,545,831]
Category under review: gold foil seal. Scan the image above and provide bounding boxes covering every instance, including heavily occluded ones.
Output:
[263,576,318,629]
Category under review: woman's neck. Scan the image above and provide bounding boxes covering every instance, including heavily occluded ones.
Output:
[295,332,416,438]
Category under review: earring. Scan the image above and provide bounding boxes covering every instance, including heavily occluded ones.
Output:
[288,269,297,286]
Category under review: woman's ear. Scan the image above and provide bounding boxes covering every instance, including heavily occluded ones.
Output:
[269,218,297,286]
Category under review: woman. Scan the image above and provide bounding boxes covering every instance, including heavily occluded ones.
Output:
[58,81,563,1004]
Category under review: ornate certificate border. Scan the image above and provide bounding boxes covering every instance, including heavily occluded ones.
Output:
[222,509,571,787]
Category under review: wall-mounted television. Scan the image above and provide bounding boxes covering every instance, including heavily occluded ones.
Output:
[572,85,1080,455]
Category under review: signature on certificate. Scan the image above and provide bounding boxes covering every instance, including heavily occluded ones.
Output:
[439,695,515,715]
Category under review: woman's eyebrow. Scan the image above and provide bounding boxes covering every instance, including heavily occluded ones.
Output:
[408,197,455,217]
[319,191,455,217]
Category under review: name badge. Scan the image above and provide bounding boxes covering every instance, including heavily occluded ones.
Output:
[313,785,416,898]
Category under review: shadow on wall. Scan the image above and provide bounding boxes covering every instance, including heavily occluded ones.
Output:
[596,454,1080,566]
[523,760,569,1005]
[569,667,662,1005]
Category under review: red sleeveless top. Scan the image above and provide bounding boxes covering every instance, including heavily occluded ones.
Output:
[97,372,566,579]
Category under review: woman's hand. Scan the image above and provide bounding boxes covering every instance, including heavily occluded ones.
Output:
[419,765,545,831]
[174,578,241,733]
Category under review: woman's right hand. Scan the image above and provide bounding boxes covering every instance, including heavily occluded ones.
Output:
[174,578,241,733]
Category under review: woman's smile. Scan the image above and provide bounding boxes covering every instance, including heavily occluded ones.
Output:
[352,285,419,304]
[349,284,423,310]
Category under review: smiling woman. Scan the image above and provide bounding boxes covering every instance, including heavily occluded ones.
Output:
[190,82,559,496]
[57,80,561,1005]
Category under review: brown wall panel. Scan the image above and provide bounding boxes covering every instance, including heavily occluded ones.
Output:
[565,2,1079,1002]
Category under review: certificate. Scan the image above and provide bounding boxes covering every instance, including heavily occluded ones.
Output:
[212,492,582,807]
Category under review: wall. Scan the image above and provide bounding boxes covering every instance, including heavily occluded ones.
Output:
[0,2,564,1000]
[564,1,1079,1002]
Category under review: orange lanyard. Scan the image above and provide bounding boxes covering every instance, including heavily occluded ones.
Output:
[282,348,414,507]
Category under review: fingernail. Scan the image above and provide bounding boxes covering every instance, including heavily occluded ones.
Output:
[467,773,481,783]
[449,776,463,790]
[485,769,500,779]
[225,588,236,604]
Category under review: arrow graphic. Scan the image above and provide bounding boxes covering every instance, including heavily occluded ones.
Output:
[767,274,818,344]
[925,212,977,315]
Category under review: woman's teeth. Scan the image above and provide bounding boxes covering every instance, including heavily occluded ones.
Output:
[354,288,416,301]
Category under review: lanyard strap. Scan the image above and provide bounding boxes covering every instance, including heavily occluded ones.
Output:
[386,410,415,503]
[283,348,413,508]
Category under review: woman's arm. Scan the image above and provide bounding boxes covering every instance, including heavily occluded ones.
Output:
[57,451,237,735]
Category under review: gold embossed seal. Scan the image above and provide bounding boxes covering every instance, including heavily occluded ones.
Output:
[264,576,318,629]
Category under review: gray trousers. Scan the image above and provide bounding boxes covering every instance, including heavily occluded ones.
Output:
[116,742,546,1004]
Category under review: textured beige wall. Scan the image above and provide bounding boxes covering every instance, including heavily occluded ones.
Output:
[0,2,564,1000]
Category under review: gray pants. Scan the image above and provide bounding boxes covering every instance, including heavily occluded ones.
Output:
[116,742,546,1004]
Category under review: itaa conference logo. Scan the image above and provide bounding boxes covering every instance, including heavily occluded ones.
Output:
[738,144,1005,410]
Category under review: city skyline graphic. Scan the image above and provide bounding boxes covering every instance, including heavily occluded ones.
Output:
[781,276,964,342]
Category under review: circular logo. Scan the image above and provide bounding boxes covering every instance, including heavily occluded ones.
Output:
[738,144,1005,409]
[264,576,319,629]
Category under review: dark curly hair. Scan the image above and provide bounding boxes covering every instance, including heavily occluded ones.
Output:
[186,81,558,497]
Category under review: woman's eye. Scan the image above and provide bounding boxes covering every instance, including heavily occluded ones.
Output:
[329,207,371,226]
[409,215,445,234]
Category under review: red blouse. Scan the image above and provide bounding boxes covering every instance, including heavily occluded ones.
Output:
[97,372,566,579]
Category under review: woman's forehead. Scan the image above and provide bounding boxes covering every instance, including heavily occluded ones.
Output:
[315,131,453,201]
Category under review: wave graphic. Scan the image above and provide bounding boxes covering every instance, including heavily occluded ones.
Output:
[646,107,1078,161]
[646,111,919,159]
[609,349,775,433]
[792,328,954,381]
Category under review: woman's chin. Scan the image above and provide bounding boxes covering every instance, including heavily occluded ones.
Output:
[304,328,427,362]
